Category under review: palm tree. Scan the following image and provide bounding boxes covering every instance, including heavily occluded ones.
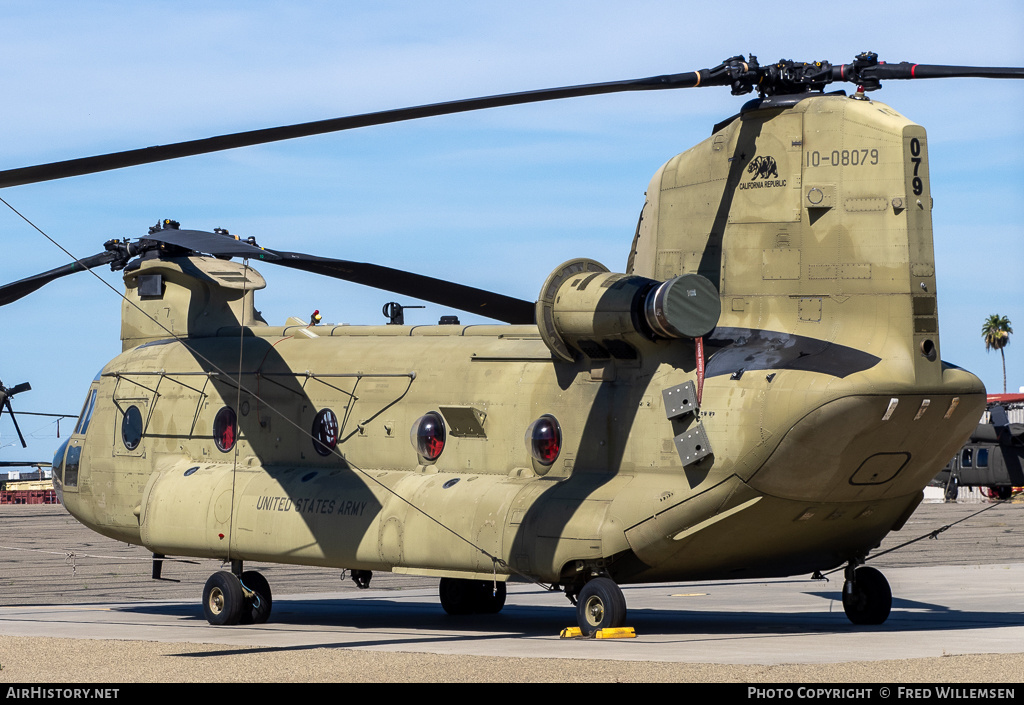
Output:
[981,314,1013,393]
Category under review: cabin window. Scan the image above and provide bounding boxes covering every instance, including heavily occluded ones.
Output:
[312,409,339,456]
[121,405,143,450]
[526,414,562,465]
[213,407,237,452]
[73,389,97,436]
[977,448,989,468]
[410,411,446,462]
[961,448,973,468]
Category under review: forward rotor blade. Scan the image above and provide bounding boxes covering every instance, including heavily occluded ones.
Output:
[83,228,531,323]
[0,251,118,306]
[0,72,707,188]
[138,229,532,322]
[142,229,281,261]
[267,250,536,324]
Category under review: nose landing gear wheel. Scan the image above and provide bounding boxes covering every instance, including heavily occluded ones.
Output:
[203,570,244,625]
[576,577,627,636]
[842,565,892,625]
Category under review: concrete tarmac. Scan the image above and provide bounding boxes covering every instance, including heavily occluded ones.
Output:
[0,496,1021,683]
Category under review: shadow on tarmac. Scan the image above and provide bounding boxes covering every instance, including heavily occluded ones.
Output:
[106,578,1024,658]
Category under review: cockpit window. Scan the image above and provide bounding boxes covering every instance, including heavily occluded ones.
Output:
[64,445,82,487]
[961,448,974,468]
[51,438,70,484]
[74,389,98,436]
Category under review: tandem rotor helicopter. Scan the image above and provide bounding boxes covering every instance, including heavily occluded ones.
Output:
[1,53,1022,635]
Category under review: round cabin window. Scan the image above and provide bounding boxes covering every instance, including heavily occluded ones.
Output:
[213,406,237,452]
[312,408,339,456]
[410,411,446,461]
[121,405,143,450]
[526,414,562,465]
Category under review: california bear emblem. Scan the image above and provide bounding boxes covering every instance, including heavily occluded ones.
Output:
[747,156,779,180]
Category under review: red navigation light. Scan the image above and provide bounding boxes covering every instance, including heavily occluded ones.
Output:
[526,415,561,465]
[410,411,446,461]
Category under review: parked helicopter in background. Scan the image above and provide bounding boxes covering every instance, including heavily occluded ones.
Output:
[0,53,1020,635]
[0,378,33,450]
[934,394,1024,501]
[0,379,63,504]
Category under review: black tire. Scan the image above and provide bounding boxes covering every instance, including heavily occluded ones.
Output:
[439,578,507,615]
[439,577,478,615]
[842,566,892,625]
[993,486,1012,501]
[240,570,273,625]
[476,581,507,614]
[576,577,627,636]
[203,571,244,626]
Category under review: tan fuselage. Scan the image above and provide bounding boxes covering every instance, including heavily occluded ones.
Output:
[55,319,983,586]
[53,92,986,587]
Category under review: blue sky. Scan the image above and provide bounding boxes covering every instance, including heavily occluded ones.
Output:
[1,1,1022,461]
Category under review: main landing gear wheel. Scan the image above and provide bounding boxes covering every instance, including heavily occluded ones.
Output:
[240,570,273,625]
[438,577,507,615]
[842,565,892,625]
[477,580,507,614]
[576,577,627,636]
[203,570,244,625]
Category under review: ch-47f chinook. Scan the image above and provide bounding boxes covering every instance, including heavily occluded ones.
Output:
[1,53,1021,635]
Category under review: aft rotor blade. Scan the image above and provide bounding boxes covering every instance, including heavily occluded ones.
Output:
[267,250,536,324]
[0,72,707,189]
[2,54,1022,189]
[0,251,117,306]
[858,63,1024,81]
[830,58,1024,90]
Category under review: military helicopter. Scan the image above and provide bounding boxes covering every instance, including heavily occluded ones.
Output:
[1,53,1021,635]
[934,395,1024,501]
[0,379,32,449]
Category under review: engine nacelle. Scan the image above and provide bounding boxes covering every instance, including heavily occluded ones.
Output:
[535,258,721,362]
